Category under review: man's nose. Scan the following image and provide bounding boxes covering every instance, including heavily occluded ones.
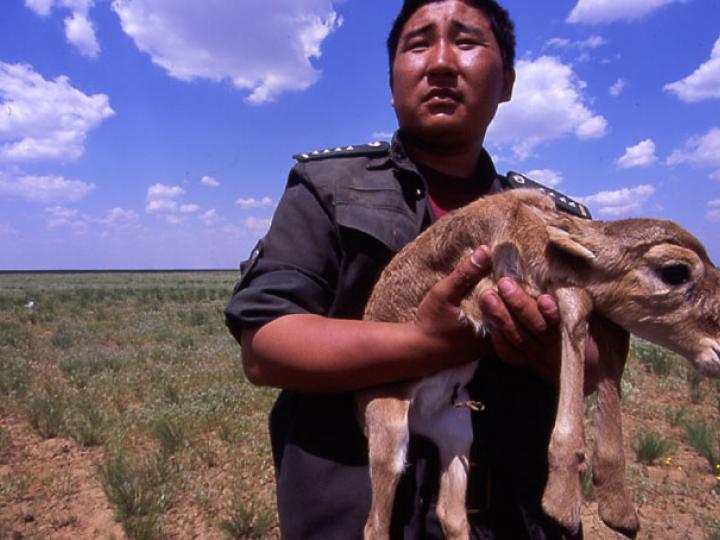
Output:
[426,39,458,78]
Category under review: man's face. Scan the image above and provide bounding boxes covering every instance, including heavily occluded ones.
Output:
[391,0,514,149]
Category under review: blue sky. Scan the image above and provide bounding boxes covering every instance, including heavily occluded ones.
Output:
[1,0,719,270]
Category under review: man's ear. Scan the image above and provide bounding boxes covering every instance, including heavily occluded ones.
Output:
[501,68,515,103]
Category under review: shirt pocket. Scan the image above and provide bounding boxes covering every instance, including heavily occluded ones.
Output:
[334,186,418,253]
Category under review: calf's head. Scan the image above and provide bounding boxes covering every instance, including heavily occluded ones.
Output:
[543,214,720,377]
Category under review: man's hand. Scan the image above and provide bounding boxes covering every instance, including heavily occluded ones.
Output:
[411,246,494,366]
[480,277,601,393]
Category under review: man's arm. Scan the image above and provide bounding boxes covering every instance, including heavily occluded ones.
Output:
[240,247,495,392]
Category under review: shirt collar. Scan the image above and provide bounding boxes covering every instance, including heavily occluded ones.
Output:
[367,130,499,183]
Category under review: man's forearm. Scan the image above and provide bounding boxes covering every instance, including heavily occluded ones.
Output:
[240,313,487,393]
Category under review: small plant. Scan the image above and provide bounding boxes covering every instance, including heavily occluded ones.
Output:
[27,387,66,439]
[0,357,29,398]
[665,405,688,428]
[581,463,593,501]
[67,401,105,447]
[687,367,705,404]
[219,493,276,539]
[51,325,74,349]
[0,321,30,348]
[100,451,166,540]
[632,429,674,465]
[151,415,188,460]
[0,427,11,465]
[683,418,720,473]
[634,342,676,377]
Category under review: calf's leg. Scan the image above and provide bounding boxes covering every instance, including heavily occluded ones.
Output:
[363,397,411,540]
[590,318,639,537]
[542,287,592,535]
[412,394,474,540]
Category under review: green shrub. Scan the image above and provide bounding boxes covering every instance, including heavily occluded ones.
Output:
[665,405,688,428]
[686,368,705,404]
[0,321,30,348]
[0,357,29,398]
[634,342,676,377]
[67,401,106,447]
[633,430,674,465]
[219,493,275,539]
[27,387,66,439]
[151,416,188,460]
[683,418,720,473]
[100,451,166,540]
[51,325,74,349]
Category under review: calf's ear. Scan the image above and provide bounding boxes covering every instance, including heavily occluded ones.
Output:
[546,225,597,262]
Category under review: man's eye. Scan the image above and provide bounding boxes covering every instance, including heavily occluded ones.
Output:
[456,39,478,48]
[407,40,429,51]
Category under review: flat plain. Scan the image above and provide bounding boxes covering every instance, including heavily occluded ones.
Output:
[0,272,718,539]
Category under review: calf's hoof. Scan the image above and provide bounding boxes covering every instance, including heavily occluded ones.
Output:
[598,496,639,538]
[542,469,582,536]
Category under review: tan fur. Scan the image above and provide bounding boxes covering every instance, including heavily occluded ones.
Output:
[359,189,720,539]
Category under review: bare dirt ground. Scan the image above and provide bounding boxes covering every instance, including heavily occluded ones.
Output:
[0,416,124,539]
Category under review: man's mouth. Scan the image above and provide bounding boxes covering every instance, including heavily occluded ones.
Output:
[423,89,462,104]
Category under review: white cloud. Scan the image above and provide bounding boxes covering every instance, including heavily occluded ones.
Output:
[202,209,218,225]
[242,216,272,234]
[25,0,100,57]
[64,10,100,57]
[711,170,720,181]
[523,169,563,187]
[543,35,608,62]
[577,185,655,216]
[236,196,274,209]
[147,183,184,201]
[567,0,683,24]
[179,203,199,213]
[111,0,342,104]
[665,36,720,102]
[489,56,607,158]
[617,139,658,168]
[145,182,201,220]
[667,127,720,174]
[610,78,626,96]
[145,199,177,214]
[544,35,607,51]
[707,200,720,222]
[25,0,54,16]
[101,207,139,225]
[0,62,113,162]
[370,131,395,141]
[0,172,94,202]
[201,175,219,187]
[45,206,80,227]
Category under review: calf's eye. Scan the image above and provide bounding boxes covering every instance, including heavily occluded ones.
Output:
[658,264,691,286]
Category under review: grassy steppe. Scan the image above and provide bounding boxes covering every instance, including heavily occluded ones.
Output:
[1,272,278,539]
[1,272,719,539]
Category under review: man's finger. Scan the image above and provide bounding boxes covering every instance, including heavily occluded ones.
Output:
[480,290,528,347]
[433,246,491,306]
[496,277,549,335]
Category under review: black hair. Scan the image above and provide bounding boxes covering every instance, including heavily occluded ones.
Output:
[387,0,516,74]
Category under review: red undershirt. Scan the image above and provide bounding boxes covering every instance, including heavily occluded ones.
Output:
[417,163,492,220]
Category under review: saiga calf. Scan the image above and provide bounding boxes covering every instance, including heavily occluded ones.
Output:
[358,188,720,540]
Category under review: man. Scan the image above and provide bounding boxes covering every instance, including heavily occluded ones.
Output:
[226,0,599,537]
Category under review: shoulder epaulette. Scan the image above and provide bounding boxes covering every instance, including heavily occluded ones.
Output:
[293,141,390,162]
[504,171,592,219]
